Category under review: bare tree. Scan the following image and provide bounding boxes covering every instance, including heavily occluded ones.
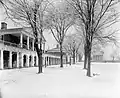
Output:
[68,0,120,76]
[0,0,7,10]
[0,0,3,5]
[5,0,50,73]
[74,25,88,69]
[46,1,75,67]
[63,33,83,64]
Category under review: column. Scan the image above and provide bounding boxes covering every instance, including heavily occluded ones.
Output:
[20,33,23,48]
[26,54,29,67]
[47,57,49,66]
[0,50,3,69]
[54,58,55,65]
[58,58,59,65]
[57,58,59,64]
[59,58,60,64]
[56,58,57,65]
[42,57,44,66]
[20,53,23,68]
[32,39,34,51]
[51,57,52,65]
[31,56,34,67]
[27,36,29,50]
[9,51,12,68]
[53,58,54,65]
[52,58,54,65]
[17,52,19,68]
[56,58,58,64]
[49,57,51,65]
[51,58,52,65]
[44,57,45,66]
[52,58,53,65]
[45,57,46,66]
[55,58,56,64]
[54,58,56,65]
[50,57,52,65]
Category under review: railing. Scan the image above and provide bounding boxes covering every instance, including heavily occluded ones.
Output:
[0,40,29,50]
[0,40,20,48]
[23,44,28,50]
[29,45,33,51]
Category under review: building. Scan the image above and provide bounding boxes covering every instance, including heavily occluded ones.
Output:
[45,44,67,65]
[92,51,104,61]
[0,22,61,70]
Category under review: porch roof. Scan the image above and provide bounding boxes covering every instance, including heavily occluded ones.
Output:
[0,27,46,42]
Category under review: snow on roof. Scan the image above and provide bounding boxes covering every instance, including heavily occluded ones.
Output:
[46,46,66,56]
[0,27,23,32]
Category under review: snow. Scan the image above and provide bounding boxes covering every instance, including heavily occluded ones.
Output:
[0,62,120,98]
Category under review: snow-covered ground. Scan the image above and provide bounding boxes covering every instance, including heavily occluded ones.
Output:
[0,62,120,98]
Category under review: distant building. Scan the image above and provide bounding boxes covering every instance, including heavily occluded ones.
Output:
[0,22,61,69]
[45,44,67,65]
[92,51,104,61]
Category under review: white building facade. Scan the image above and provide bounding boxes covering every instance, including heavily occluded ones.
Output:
[0,22,61,70]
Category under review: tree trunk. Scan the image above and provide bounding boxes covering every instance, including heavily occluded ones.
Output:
[38,52,42,73]
[84,45,88,69]
[60,43,63,67]
[32,6,43,74]
[73,49,75,64]
[76,51,78,62]
[35,38,43,74]
[70,56,71,65]
[86,47,92,77]
[78,54,82,62]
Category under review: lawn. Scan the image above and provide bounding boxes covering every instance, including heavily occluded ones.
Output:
[0,62,120,98]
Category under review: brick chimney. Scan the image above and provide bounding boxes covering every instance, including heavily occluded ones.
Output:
[1,22,7,29]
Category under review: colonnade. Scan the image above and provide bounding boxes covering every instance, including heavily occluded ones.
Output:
[43,57,60,66]
[0,50,67,70]
[93,55,103,61]
[0,50,38,69]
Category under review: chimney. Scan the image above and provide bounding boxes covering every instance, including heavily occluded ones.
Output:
[1,22,7,29]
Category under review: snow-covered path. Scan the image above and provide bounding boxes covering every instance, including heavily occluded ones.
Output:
[0,62,120,98]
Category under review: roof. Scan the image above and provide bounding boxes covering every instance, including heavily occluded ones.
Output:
[46,47,66,56]
[93,51,104,56]
[0,28,23,32]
